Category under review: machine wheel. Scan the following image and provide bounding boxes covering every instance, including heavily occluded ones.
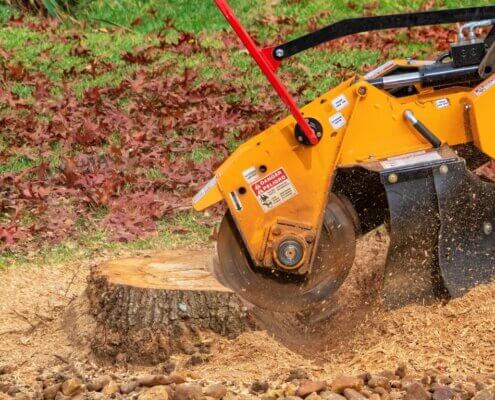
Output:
[214,194,357,312]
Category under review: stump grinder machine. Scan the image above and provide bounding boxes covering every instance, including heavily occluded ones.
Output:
[193,1,495,311]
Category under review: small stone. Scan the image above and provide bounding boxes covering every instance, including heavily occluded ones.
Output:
[330,377,363,394]
[285,383,298,397]
[379,371,397,380]
[179,338,196,355]
[14,394,30,400]
[372,387,388,397]
[86,376,111,392]
[369,395,381,400]
[395,365,408,379]
[138,375,181,387]
[102,381,120,396]
[404,382,430,400]
[262,389,284,400]
[251,381,269,394]
[422,376,432,386]
[438,376,453,386]
[461,383,476,397]
[319,392,346,400]
[342,388,367,400]
[6,387,19,396]
[432,387,456,400]
[359,388,374,398]
[368,375,391,391]
[138,385,169,400]
[162,360,176,374]
[287,369,310,382]
[401,376,421,389]
[43,383,62,400]
[473,391,494,400]
[296,381,327,398]
[305,393,322,400]
[357,373,371,385]
[120,381,139,395]
[61,378,83,397]
[204,384,227,400]
[115,353,128,364]
[0,365,15,376]
[174,383,203,400]
[390,380,402,389]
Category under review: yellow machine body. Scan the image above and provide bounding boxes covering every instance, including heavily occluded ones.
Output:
[193,59,495,272]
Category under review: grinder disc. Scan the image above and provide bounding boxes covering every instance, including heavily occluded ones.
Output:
[214,194,357,312]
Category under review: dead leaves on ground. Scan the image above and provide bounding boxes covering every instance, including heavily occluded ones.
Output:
[0,10,456,251]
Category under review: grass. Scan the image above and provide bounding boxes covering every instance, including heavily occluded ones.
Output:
[0,210,212,269]
[2,0,494,268]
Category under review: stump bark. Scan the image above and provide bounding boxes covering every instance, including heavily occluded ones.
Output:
[86,249,255,364]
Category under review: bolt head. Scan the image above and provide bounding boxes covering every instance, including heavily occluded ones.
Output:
[274,48,285,58]
[358,86,367,96]
[483,222,493,236]
[276,239,304,268]
[388,173,398,184]
[439,165,449,175]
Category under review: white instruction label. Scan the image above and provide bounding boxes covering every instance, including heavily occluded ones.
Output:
[329,113,346,130]
[242,166,260,183]
[331,94,349,111]
[251,168,297,212]
[380,151,442,170]
[475,76,495,96]
[435,98,450,109]
[364,61,396,80]
[192,177,217,205]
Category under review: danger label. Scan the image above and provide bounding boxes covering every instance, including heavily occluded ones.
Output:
[251,168,297,212]
[475,76,495,96]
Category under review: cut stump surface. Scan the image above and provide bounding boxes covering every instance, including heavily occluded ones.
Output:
[86,249,255,364]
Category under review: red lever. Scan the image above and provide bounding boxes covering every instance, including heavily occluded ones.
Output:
[214,0,319,145]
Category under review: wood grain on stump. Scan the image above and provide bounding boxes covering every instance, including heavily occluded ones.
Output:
[86,250,255,364]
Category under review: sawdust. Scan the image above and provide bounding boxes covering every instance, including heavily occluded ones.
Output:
[189,283,495,383]
[0,231,494,388]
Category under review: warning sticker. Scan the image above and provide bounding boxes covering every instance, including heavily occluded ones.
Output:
[435,98,450,109]
[329,113,346,130]
[251,168,298,212]
[331,94,349,111]
[475,76,495,96]
[242,166,260,183]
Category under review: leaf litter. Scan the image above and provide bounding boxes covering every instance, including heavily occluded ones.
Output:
[0,11,458,252]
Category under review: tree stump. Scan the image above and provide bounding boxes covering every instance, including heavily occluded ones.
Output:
[86,250,256,364]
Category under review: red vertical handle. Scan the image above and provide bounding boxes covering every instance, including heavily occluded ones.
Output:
[214,0,319,145]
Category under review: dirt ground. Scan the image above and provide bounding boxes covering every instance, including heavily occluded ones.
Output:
[0,229,494,397]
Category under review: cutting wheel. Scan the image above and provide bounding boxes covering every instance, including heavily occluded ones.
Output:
[214,194,357,312]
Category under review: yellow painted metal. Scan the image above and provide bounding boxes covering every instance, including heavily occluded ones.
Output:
[193,60,489,269]
[465,75,495,158]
